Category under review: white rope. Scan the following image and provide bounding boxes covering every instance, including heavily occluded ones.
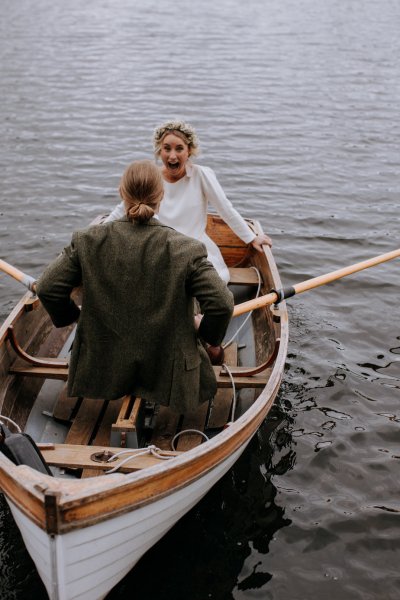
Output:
[223,266,262,349]
[171,429,209,451]
[105,444,173,474]
[220,364,238,422]
[0,415,22,433]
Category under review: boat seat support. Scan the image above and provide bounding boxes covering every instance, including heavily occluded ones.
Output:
[219,339,280,377]
[6,326,69,379]
[110,396,145,448]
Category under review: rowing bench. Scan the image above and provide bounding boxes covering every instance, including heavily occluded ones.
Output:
[7,265,263,382]
[38,443,181,473]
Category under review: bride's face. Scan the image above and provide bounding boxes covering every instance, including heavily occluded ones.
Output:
[160,133,190,181]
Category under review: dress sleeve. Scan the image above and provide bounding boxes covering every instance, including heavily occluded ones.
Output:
[199,166,256,244]
[103,201,125,223]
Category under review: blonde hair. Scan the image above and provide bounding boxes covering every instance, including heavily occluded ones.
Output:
[153,119,199,158]
[120,160,164,224]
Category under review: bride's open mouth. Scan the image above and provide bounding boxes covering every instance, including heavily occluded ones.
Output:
[168,162,180,170]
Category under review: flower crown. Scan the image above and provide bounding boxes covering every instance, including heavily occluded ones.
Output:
[153,120,199,152]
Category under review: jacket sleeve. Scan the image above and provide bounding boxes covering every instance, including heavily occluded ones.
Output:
[187,242,234,346]
[36,233,82,328]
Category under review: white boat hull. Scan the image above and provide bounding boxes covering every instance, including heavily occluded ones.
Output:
[7,443,247,600]
[0,217,289,600]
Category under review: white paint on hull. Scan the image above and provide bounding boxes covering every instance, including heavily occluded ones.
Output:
[6,442,248,600]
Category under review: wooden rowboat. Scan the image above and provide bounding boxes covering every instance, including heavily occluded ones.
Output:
[0,215,288,600]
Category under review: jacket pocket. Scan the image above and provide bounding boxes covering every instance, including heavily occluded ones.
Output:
[185,352,201,371]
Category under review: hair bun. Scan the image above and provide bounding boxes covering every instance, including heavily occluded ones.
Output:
[127,203,155,224]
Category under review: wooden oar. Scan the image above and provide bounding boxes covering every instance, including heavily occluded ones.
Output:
[233,248,400,317]
[0,259,36,292]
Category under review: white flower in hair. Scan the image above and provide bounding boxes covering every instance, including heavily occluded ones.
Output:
[153,120,199,152]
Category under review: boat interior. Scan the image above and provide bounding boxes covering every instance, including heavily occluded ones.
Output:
[0,216,282,478]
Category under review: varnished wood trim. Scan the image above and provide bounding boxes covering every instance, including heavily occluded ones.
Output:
[0,215,289,536]
[220,339,280,376]
[7,326,68,368]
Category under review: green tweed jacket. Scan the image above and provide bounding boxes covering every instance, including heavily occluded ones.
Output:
[36,217,234,413]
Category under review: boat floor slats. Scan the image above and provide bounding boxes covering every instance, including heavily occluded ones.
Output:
[150,343,240,452]
[64,398,106,446]
[81,398,124,478]
[150,406,181,451]
[38,443,180,473]
[52,384,79,422]
[94,398,125,446]
[228,267,260,286]
[176,402,210,451]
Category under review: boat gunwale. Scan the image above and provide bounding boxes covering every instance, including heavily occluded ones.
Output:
[0,345,285,533]
[0,224,289,535]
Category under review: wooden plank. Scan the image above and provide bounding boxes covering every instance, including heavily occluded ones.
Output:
[81,398,124,478]
[9,358,265,387]
[228,268,260,286]
[214,367,269,388]
[110,396,145,449]
[208,343,238,429]
[64,398,106,446]
[150,405,181,451]
[52,384,79,422]
[168,344,241,450]
[111,396,143,432]
[206,215,250,248]
[8,365,68,380]
[92,398,124,447]
[176,402,209,451]
[38,443,180,473]
[205,215,258,266]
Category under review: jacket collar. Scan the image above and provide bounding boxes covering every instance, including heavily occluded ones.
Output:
[120,215,161,226]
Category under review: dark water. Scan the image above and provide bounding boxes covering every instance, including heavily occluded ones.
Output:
[1,0,400,598]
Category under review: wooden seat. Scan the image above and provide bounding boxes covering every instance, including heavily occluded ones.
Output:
[9,363,268,388]
[213,366,269,388]
[8,365,69,380]
[38,443,180,473]
[228,267,260,286]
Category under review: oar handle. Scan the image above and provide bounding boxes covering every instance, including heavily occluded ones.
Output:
[233,248,400,317]
[0,259,37,292]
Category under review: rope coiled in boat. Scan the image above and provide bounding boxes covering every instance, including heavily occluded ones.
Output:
[105,445,174,474]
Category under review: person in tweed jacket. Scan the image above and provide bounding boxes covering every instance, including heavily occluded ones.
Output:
[36,160,234,413]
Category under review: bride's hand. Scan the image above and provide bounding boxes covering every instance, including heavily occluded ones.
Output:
[251,234,272,252]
